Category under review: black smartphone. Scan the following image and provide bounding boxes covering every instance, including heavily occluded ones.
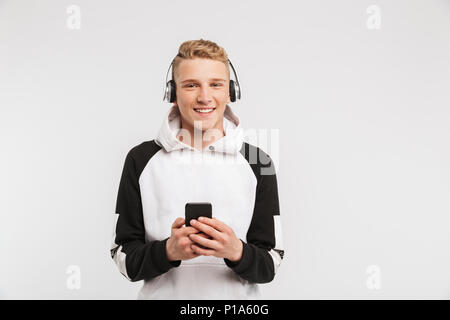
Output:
[185,202,212,226]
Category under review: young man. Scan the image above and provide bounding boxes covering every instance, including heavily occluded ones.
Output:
[111,39,284,299]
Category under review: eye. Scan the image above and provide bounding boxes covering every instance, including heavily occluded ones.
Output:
[185,83,198,88]
[211,83,223,87]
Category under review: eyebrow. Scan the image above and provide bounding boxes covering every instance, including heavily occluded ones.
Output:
[180,78,227,84]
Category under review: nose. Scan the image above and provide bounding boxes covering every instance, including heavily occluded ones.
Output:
[197,85,213,105]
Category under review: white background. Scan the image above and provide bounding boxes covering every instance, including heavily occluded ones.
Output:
[1,0,449,299]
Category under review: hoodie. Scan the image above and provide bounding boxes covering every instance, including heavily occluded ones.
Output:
[111,104,284,300]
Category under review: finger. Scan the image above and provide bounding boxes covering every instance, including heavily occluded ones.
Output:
[197,232,212,239]
[191,243,216,256]
[190,219,222,239]
[188,231,212,240]
[181,226,202,236]
[197,217,229,233]
[172,217,185,229]
[189,233,219,250]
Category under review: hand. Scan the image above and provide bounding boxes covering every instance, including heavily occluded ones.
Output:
[188,217,243,262]
[166,217,209,261]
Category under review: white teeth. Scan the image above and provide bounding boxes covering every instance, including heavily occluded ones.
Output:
[195,108,214,113]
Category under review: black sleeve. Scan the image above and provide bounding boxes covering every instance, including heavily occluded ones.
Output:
[224,144,285,283]
[110,143,181,282]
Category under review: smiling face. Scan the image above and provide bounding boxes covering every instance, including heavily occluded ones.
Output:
[173,58,231,134]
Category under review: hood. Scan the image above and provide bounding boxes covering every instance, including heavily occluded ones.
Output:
[155,104,245,155]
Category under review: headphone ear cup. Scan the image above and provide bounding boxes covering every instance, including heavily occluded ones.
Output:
[229,79,236,102]
[168,80,176,103]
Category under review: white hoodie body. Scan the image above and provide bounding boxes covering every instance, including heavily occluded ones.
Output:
[111,105,284,300]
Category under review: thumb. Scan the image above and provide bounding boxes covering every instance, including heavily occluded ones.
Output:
[172,217,185,229]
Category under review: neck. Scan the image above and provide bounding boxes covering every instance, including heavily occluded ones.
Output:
[177,118,225,151]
